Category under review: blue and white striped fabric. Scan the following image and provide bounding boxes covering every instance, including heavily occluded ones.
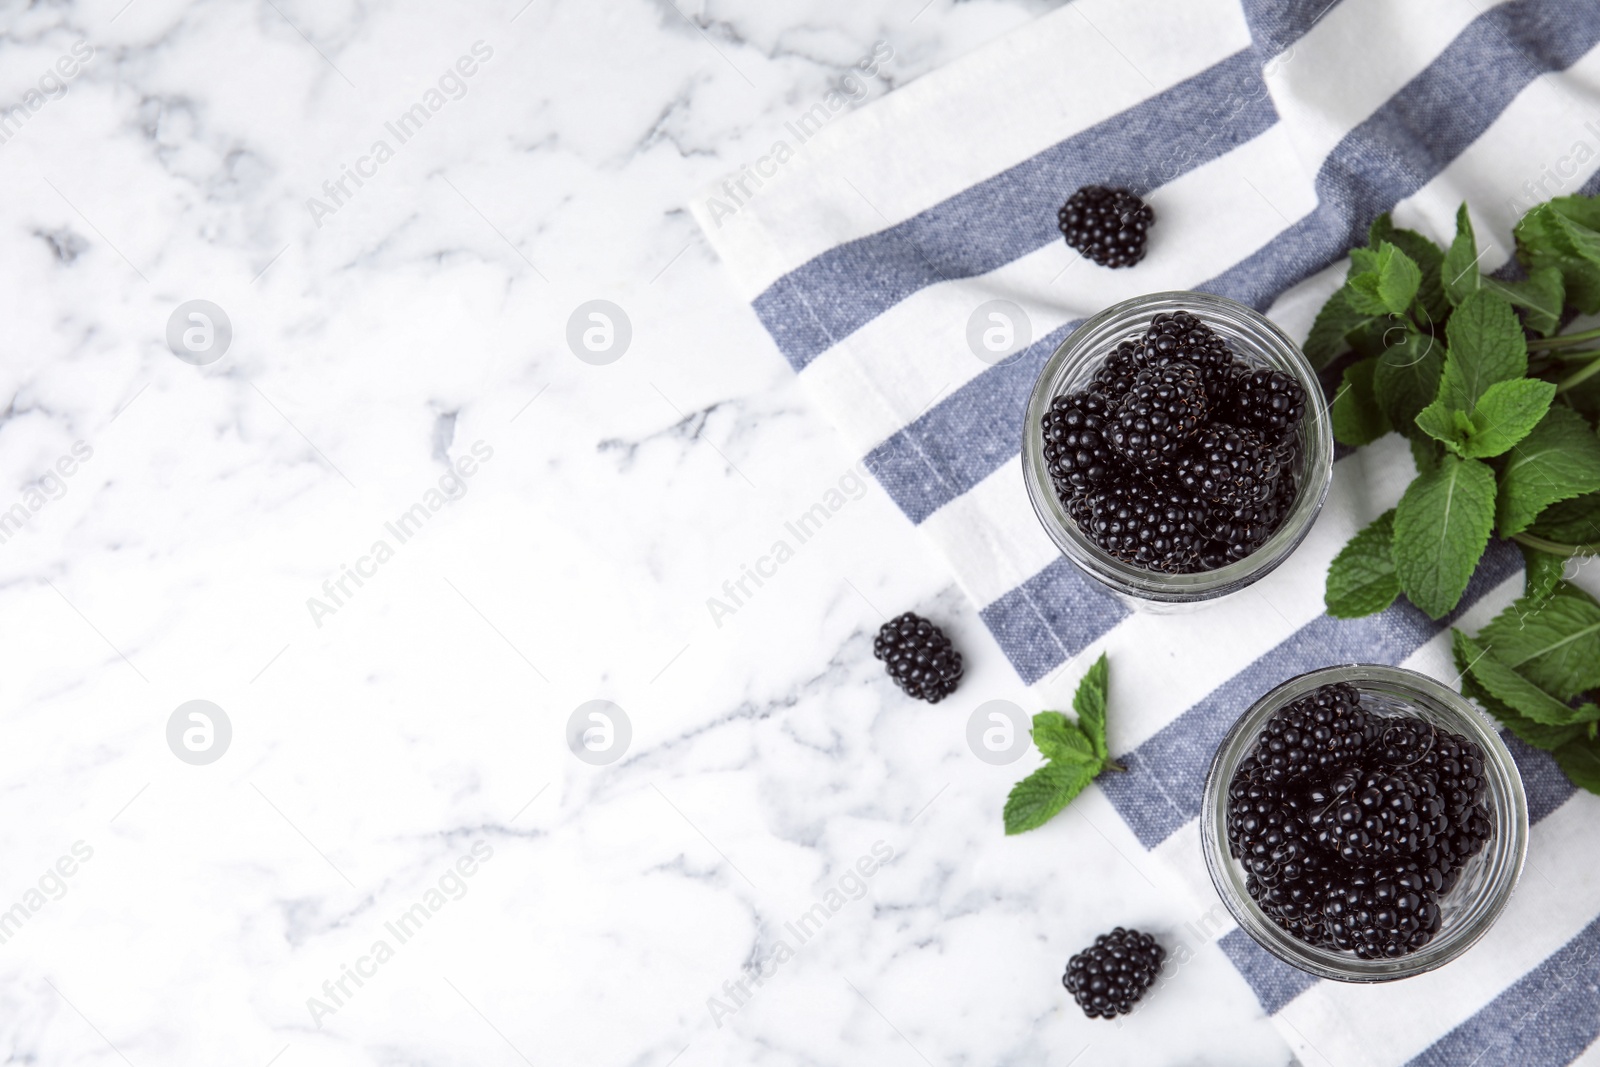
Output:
[693,1,1600,1063]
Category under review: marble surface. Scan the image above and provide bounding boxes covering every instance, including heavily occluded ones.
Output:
[0,1,1296,1063]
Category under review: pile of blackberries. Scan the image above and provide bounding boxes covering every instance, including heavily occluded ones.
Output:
[873,612,963,703]
[1063,927,1165,1018]
[1041,310,1306,573]
[1226,683,1494,960]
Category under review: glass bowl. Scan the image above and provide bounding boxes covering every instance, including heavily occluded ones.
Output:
[1021,290,1333,609]
[1200,664,1529,982]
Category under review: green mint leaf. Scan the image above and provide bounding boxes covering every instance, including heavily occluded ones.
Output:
[1455,630,1600,726]
[1521,543,1566,602]
[1453,630,1588,751]
[1530,491,1600,545]
[1326,509,1400,618]
[1554,736,1600,795]
[1347,242,1423,316]
[1392,454,1496,618]
[1495,406,1600,536]
[1441,203,1482,307]
[1546,194,1600,230]
[1374,330,1444,436]
[1303,288,1377,370]
[1411,435,1444,476]
[1482,267,1564,338]
[1031,711,1098,766]
[1072,653,1110,761]
[1414,399,1465,455]
[1370,213,1448,320]
[1439,291,1528,410]
[1516,202,1600,314]
[1003,760,1098,835]
[1477,585,1600,701]
[1453,378,1556,459]
[1331,357,1392,446]
[1346,315,1403,360]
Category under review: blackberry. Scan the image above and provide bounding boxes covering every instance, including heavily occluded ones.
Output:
[1246,682,1372,784]
[1226,768,1312,886]
[1041,391,1121,496]
[872,613,962,703]
[1057,186,1154,269]
[1323,860,1442,959]
[1173,423,1290,508]
[1091,340,1144,401]
[1414,732,1488,816]
[1063,927,1165,1018]
[1077,479,1209,573]
[1227,367,1306,438]
[1201,473,1297,563]
[1248,852,1339,947]
[1108,360,1210,468]
[1306,765,1441,864]
[1141,312,1239,405]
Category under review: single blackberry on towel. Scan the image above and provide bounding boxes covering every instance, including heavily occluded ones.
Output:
[1041,391,1121,496]
[1322,860,1442,959]
[1108,360,1210,468]
[1063,927,1165,1018]
[1246,682,1373,785]
[1077,479,1209,573]
[1140,312,1238,404]
[1227,366,1306,437]
[1173,423,1290,508]
[872,613,963,703]
[1057,185,1154,268]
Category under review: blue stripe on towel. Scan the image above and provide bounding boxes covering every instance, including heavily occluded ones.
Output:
[978,556,1130,685]
[1408,913,1600,1066]
[1218,927,1317,1016]
[750,50,1277,373]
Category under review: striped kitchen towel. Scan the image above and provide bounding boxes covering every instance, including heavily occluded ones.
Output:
[692,0,1600,1064]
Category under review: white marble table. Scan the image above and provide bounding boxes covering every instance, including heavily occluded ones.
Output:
[0,1,1296,1063]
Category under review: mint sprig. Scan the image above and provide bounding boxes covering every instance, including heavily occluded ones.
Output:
[1453,582,1600,796]
[1316,197,1600,619]
[1003,654,1121,835]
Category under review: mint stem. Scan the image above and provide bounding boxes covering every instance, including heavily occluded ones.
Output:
[1512,531,1600,558]
[1105,759,1127,773]
[1529,326,1600,348]
[1556,357,1600,394]
[1543,348,1600,362]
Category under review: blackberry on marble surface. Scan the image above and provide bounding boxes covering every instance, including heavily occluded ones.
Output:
[1063,927,1165,1018]
[872,613,962,703]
